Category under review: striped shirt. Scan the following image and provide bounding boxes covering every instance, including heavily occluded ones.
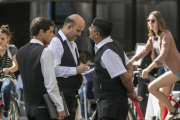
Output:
[0,45,18,82]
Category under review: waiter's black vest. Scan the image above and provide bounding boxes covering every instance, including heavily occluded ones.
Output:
[94,40,127,100]
[16,43,47,105]
[56,34,82,112]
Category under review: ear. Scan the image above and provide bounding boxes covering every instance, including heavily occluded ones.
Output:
[39,29,44,36]
[67,23,72,30]
[96,31,100,36]
[95,32,100,39]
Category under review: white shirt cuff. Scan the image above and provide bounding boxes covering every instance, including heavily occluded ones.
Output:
[56,104,64,112]
[71,67,77,75]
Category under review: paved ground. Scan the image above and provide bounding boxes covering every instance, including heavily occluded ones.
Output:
[19,103,27,120]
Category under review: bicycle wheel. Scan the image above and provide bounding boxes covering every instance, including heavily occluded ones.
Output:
[127,107,136,120]
[9,97,20,120]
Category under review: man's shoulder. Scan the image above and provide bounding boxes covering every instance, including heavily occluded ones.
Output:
[18,43,45,52]
[18,43,29,51]
[102,40,123,52]
[51,36,62,44]
[43,47,53,56]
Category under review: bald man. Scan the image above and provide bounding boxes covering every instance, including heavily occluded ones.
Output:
[49,14,89,120]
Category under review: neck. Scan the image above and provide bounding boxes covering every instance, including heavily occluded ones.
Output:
[61,28,71,43]
[61,28,66,35]
[154,29,158,36]
[95,38,104,45]
[33,36,42,42]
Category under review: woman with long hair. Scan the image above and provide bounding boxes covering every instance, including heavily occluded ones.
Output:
[130,11,180,119]
[0,25,18,119]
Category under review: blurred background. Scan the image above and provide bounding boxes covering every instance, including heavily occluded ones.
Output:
[0,0,179,56]
[0,0,179,119]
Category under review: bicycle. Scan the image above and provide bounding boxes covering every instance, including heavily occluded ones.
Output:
[127,70,180,120]
[162,82,180,120]
[127,69,146,120]
[0,74,20,120]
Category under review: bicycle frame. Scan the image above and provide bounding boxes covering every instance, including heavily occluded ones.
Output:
[0,99,3,119]
[131,100,144,120]
[162,95,180,120]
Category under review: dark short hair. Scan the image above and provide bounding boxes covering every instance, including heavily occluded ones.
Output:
[30,17,55,36]
[93,17,113,38]
[63,17,75,26]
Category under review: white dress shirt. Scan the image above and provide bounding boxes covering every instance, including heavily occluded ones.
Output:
[48,30,79,78]
[94,36,130,79]
[30,39,64,112]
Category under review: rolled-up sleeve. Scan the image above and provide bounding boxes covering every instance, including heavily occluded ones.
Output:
[101,50,129,78]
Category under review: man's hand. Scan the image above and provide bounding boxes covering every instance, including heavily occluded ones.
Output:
[127,91,143,103]
[57,110,66,120]
[76,64,90,74]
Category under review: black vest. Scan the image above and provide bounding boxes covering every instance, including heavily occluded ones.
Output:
[16,43,47,105]
[93,40,127,100]
[56,34,82,112]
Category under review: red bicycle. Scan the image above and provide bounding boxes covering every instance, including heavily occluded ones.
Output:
[127,71,180,120]
[162,83,180,120]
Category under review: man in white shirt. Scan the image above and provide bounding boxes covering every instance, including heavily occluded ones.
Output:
[16,17,65,120]
[88,17,142,120]
[49,14,89,120]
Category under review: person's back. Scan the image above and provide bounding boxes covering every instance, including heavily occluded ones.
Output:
[16,17,65,120]
[17,43,47,104]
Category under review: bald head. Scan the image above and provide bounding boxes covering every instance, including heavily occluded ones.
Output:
[63,14,85,27]
[62,14,85,41]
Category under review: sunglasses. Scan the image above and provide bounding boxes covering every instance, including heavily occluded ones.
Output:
[147,19,156,23]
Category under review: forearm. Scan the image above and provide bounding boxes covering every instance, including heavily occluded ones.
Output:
[123,80,134,94]
[54,65,77,78]
[6,55,18,73]
[126,63,134,79]
[120,73,134,94]
[6,65,18,73]
[147,61,157,72]
[48,86,64,112]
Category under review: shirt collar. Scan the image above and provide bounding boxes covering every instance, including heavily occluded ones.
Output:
[30,39,44,46]
[94,36,113,53]
[58,29,67,42]
[58,29,76,47]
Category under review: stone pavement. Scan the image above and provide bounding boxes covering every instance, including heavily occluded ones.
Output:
[19,103,27,120]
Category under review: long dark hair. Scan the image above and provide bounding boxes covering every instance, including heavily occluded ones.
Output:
[147,11,168,36]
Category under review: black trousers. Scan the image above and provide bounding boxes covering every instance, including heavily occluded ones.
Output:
[97,98,128,120]
[64,112,75,120]
[25,104,56,120]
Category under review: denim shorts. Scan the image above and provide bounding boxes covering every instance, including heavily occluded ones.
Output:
[174,70,180,79]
